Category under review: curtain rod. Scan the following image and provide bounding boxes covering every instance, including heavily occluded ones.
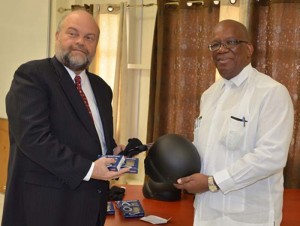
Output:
[165,1,205,5]
[164,1,221,6]
[127,3,156,8]
[57,3,156,13]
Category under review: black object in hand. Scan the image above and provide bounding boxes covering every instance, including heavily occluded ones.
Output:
[119,138,148,157]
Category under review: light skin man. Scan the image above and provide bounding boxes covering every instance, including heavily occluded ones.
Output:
[2,10,128,226]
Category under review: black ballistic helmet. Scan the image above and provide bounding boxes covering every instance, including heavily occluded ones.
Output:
[144,134,201,183]
[142,177,181,201]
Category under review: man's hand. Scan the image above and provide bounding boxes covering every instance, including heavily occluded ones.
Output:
[174,173,209,194]
[91,157,129,181]
[113,145,125,155]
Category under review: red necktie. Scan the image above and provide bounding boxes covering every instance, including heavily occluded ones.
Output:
[74,75,94,122]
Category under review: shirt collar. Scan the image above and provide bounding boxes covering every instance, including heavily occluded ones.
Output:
[221,63,251,89]
[64,67,87,84]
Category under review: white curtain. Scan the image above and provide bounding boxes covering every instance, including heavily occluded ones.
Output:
[90,3,145,185]
[90,3,130,145]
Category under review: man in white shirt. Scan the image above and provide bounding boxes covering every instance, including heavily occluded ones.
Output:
[174,20,294,226]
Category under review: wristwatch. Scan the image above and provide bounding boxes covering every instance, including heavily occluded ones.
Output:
[208,176,219,192]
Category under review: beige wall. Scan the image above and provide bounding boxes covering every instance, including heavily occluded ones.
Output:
[0,0,51,118]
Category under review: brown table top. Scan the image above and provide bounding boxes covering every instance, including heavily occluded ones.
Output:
[105,185,300,226]
[282,189,300,226]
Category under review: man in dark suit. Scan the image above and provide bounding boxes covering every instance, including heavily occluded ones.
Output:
[2,9,129,226]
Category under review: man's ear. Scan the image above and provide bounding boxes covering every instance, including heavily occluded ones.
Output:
[55,31,59,41]
[247,43,254,58]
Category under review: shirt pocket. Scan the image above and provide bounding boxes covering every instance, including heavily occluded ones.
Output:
[219,116,246,151]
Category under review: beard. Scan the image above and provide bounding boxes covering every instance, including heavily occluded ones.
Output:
[56,44,94,72]
[63,51,90,72]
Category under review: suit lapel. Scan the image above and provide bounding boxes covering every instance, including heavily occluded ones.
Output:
[50,57,99,141]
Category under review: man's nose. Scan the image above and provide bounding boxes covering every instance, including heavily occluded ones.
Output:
[75,36,85,45]
[217,43,229,53]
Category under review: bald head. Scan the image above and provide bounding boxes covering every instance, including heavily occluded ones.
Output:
[55,10,100,74]
[57,10,100,36]
[210,20,254,79]
[213,20,250,42]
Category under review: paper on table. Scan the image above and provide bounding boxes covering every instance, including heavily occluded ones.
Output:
[140,215,171,224]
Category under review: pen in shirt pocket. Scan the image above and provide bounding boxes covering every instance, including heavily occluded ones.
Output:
[230,116,248,127]
[194,116,202,129]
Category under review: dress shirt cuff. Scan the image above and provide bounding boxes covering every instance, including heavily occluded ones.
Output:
[83,162,94,181]
[213,169,236,194]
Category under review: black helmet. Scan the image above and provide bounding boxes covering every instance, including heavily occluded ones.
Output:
[144,134,201,184]
[142,177,181,201]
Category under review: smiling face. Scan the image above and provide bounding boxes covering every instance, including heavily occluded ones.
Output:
[55,10,100,74]
[211,20,254,80]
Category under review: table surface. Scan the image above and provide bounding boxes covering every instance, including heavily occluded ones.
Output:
[105,185,300,226]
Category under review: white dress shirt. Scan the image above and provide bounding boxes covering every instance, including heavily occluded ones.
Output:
[193,64,294,226]
[66,67,107,180]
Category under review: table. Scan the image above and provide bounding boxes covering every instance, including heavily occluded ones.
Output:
[105,185,193,226]
[105,185,300,226]
[282,189,300,226]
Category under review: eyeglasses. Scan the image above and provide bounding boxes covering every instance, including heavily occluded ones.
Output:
[208,39,249,52]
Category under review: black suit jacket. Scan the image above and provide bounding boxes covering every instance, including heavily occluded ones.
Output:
[2,57,116,226]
